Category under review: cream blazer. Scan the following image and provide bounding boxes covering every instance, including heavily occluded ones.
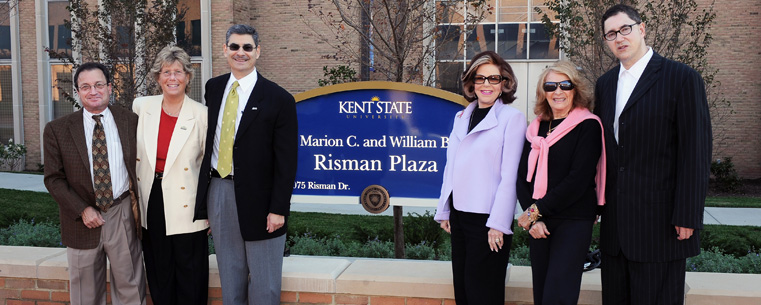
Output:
[133,94,209,235]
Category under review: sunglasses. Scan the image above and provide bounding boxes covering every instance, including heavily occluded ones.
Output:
[543,80,575,92]
[228,43,256,52]
[474,75,504,85]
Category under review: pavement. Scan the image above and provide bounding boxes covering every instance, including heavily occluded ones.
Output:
[2,172,760,226]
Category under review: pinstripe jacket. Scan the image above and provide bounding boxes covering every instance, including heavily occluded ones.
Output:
[595,52,712,262]
[43,105,140,249]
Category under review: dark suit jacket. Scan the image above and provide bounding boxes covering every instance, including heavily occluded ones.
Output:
[194,72,298,241]
[43,105,140,249]
[594,52,712,262]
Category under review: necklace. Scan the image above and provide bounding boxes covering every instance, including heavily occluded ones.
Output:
[162,101,183,117]
[547,120,557,136]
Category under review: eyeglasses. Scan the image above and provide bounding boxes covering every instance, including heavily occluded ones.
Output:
[228,43,256,52]
[604,22,641,41]
[161,70,186,79]
[474,75,504,85]
[543,80,575,92]
[78,82,108,92]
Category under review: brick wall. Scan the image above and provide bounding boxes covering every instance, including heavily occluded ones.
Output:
[697,0,761,178]
[18,0,41,171]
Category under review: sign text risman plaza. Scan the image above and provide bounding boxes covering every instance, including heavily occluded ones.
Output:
[292,82,466,206]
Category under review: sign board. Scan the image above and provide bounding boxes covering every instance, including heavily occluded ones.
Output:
[293,81,467,207]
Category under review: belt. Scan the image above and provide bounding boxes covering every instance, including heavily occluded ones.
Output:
[210,168,233,180]
[154,172,163,180]
[113,191,130,204]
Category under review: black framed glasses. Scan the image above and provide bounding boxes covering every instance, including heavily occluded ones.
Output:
[543,80,575,92]
[78,82,108,92]
[604,22,641,41]
[228,43,256,52]
[474,75,504,85]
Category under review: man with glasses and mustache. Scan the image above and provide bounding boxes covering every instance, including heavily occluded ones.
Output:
[43,62,146,305]
[194,24,298,305]
[594,4,711,304]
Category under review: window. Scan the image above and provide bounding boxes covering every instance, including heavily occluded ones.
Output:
[0,1,15,141]
[436,0,559,93]
[48,0,71,58]
[51,64,75,119]
[178,0,202,57]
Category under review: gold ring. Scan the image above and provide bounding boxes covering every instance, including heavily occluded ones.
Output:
[496,239,500,242]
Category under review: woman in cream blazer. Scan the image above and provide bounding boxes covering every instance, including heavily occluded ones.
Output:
[133,46,208,305]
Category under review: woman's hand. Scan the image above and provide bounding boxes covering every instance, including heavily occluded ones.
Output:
[517,210,531,230]
[488,228,505,252]
[528,221,550,239]
[440,220,451,234]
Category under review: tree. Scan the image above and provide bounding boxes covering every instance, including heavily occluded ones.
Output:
[48,0,187,109]
[536,0,732,156]
[300,0,492,85]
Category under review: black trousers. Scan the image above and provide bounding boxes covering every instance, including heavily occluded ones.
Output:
[449,201,512,305]
[529,218,594,305]
[601,251,686,305]
[142,177,209,305]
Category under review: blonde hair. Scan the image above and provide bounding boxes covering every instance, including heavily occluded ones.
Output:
[150,45,195,93]
[533,60,594,120]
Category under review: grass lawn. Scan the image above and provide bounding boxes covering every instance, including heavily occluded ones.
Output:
[0,189,60,227]
[704,197,761,208]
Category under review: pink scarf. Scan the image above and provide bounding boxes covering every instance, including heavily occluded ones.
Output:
[525,108,607,206]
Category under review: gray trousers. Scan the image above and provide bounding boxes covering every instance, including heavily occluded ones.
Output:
[208,177,286,305]
[67,196,146,305]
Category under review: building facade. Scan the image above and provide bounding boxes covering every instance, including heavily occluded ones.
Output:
[1,0,759,178]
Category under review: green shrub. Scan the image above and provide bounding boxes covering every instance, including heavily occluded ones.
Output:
[700,225,761,258]
[0,219,62,247]
[687,247,744,273]
[509,245,531,266]
[404,211,446,250]
[737,250,761,273]
[710,157,742,193]
[405,241,436,260]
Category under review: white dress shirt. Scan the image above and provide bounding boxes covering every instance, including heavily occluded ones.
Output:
[83,107,129,197]
[211,68,258,175]
[615,47,653,143]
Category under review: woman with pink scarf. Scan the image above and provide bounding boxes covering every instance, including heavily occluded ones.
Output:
[516,60,606,305]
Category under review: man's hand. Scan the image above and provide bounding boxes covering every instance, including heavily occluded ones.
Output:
[266,213,285,233]
[675,226,694,240]
[81,206,105,229]
[440,220,451,234]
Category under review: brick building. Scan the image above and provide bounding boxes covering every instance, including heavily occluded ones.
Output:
[1,0,759,178]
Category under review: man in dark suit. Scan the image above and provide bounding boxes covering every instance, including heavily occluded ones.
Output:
[194,24,298,305]
[44,62,146,305]
[595,4,712,304]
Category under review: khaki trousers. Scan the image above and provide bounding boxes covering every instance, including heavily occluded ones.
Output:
[67,195,146,305]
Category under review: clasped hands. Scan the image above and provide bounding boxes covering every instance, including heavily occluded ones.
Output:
[518,210,550,239]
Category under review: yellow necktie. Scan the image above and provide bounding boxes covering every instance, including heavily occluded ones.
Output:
[217,81,239,178]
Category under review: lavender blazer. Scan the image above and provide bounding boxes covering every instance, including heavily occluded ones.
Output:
[434,100,526,235]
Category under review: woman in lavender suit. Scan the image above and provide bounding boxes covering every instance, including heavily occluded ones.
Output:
[435,51,526,305]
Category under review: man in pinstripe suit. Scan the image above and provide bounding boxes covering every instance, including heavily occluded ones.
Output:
[594,4,712,304]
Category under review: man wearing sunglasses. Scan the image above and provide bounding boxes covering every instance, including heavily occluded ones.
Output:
[194,24,298,305]
[594,4,711,304]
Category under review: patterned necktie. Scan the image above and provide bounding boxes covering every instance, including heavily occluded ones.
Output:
[92,114,114,211]
[217,81,239,178]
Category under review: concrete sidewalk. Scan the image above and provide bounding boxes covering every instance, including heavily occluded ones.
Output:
[3,172,760,226]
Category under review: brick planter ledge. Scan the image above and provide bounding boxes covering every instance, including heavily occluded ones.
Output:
[1,246,759,304]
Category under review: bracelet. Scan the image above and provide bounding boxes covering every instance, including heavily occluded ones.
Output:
[527,203,542,225]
